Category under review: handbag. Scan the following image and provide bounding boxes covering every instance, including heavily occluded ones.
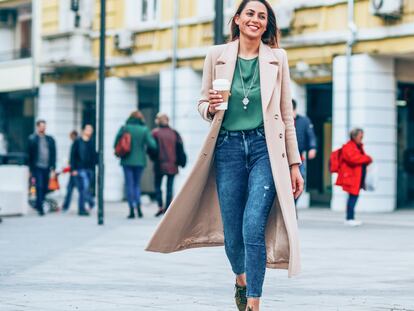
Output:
[114,128,131,158]
[175,131,187,168]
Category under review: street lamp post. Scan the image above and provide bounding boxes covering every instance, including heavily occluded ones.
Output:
[171,0,179,127]
[214,0,224,45]
[346,0,357,136]
[97,0,106,225]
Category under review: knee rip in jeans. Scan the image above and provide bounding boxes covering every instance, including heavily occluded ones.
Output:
[263,185,271,197]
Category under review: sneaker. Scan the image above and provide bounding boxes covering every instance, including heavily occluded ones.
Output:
[344,220,362,227]
[234,283,247,311]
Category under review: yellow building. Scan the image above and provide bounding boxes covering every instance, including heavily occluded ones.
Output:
[37,0,414,211]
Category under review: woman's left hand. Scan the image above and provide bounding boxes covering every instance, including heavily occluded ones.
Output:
[290,164,304,200]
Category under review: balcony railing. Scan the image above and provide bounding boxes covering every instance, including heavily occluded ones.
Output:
[41,30,94,69]
[0,48,31,62]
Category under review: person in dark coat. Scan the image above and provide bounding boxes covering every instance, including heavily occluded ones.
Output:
[336,128,372,226]
[152,113,182,217]
[62,130,78,212]
[70,124,96,216]
[114,110,157,219]
[27,120,57,216]
[292,99,317,179]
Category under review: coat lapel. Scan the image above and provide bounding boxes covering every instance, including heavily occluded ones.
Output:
[215,39,239,88]
[259,42,279,111]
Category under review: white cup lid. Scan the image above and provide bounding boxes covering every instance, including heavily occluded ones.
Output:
[213,79,230,90]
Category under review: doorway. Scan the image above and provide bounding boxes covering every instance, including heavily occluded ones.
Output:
[397,83,414,208]
[306,83,333,206]
[0,91,35,157]
[137,75,160,195]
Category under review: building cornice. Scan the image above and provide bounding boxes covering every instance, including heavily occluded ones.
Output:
[282,23,414,48]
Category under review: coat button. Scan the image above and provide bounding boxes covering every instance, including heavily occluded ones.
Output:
[274,114,279,119]
[282,153,285,158]
[279,133,283,139]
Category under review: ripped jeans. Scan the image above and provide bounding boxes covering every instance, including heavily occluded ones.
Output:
[215,126,276,298]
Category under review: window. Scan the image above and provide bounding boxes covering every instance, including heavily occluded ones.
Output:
[140,0,158,22]
[224,0,236,11]
[59,0,94,31]
[198,0,235,18]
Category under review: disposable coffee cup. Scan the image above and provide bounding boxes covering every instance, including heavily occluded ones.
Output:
[213,79,231,110]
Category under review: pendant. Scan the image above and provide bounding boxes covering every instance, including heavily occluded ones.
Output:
[242,97,249,109]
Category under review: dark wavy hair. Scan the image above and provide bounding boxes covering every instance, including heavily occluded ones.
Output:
[230,0,279,48]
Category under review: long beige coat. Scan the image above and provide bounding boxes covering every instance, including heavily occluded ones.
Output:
[146,39,302,277]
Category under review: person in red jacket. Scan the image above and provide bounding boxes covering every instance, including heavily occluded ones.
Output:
[336,128,372,226]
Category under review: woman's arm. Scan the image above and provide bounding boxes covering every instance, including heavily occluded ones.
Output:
[280,49,302,167]
[342,145,372,166]
[198,48,214,122]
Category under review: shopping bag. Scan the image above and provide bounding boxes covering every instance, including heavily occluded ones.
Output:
[364,163,377,192]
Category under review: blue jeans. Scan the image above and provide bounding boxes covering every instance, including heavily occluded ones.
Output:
[347,194,359,220]
[215,127,276,298]
[123,165,144,208]
[62,175,76,211]
[76,169,95,213]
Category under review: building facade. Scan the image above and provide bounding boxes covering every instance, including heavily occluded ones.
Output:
[34,0,414,211]
[0,0,40,161]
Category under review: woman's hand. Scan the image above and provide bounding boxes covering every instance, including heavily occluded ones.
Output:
[208,89,224,116]
[290,164,304,200]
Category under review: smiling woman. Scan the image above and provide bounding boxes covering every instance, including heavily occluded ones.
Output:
[146,1,303,310]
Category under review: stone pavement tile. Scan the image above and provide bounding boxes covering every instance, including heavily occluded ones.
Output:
[1,205,414,310]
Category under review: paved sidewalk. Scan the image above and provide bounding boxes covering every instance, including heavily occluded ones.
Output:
[0,202,414,311]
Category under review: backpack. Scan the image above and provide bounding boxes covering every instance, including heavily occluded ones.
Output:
[329,148,342,173]
[114,129,131,158]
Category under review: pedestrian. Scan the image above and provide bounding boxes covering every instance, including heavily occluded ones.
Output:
[152,113,183,217]
[62,130,78,212]
[70,125,96,216]
[335,128,372,226]
[146,1,303,310]
[292,99,317,206]
[114,110,157,219]
[27,120,57,216]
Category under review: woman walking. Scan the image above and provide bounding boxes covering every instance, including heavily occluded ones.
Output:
[336,128,372,226]
[114,110,157,219]
[147,1,303,310]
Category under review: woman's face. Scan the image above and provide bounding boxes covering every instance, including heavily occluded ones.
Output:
[354,132,364,145]
[235,1,268,41]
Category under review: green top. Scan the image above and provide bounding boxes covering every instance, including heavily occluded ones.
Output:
[221,57,263,131]
[114,118,157,167]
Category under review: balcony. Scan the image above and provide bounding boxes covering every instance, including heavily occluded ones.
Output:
[41,30,94,70]
[0,48,31,62]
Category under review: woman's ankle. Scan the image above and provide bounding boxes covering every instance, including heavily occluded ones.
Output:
[236,273,247,287]
[246,297,260,310]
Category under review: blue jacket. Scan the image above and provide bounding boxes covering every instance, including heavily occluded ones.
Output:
[295,114,317,154]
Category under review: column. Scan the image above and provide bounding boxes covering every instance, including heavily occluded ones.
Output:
[159,67,209,191]
[332,54,396,212]
[37,83,75,170]
[102,77,137,201]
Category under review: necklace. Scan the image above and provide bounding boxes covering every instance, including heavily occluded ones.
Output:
[238,58,259,110]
